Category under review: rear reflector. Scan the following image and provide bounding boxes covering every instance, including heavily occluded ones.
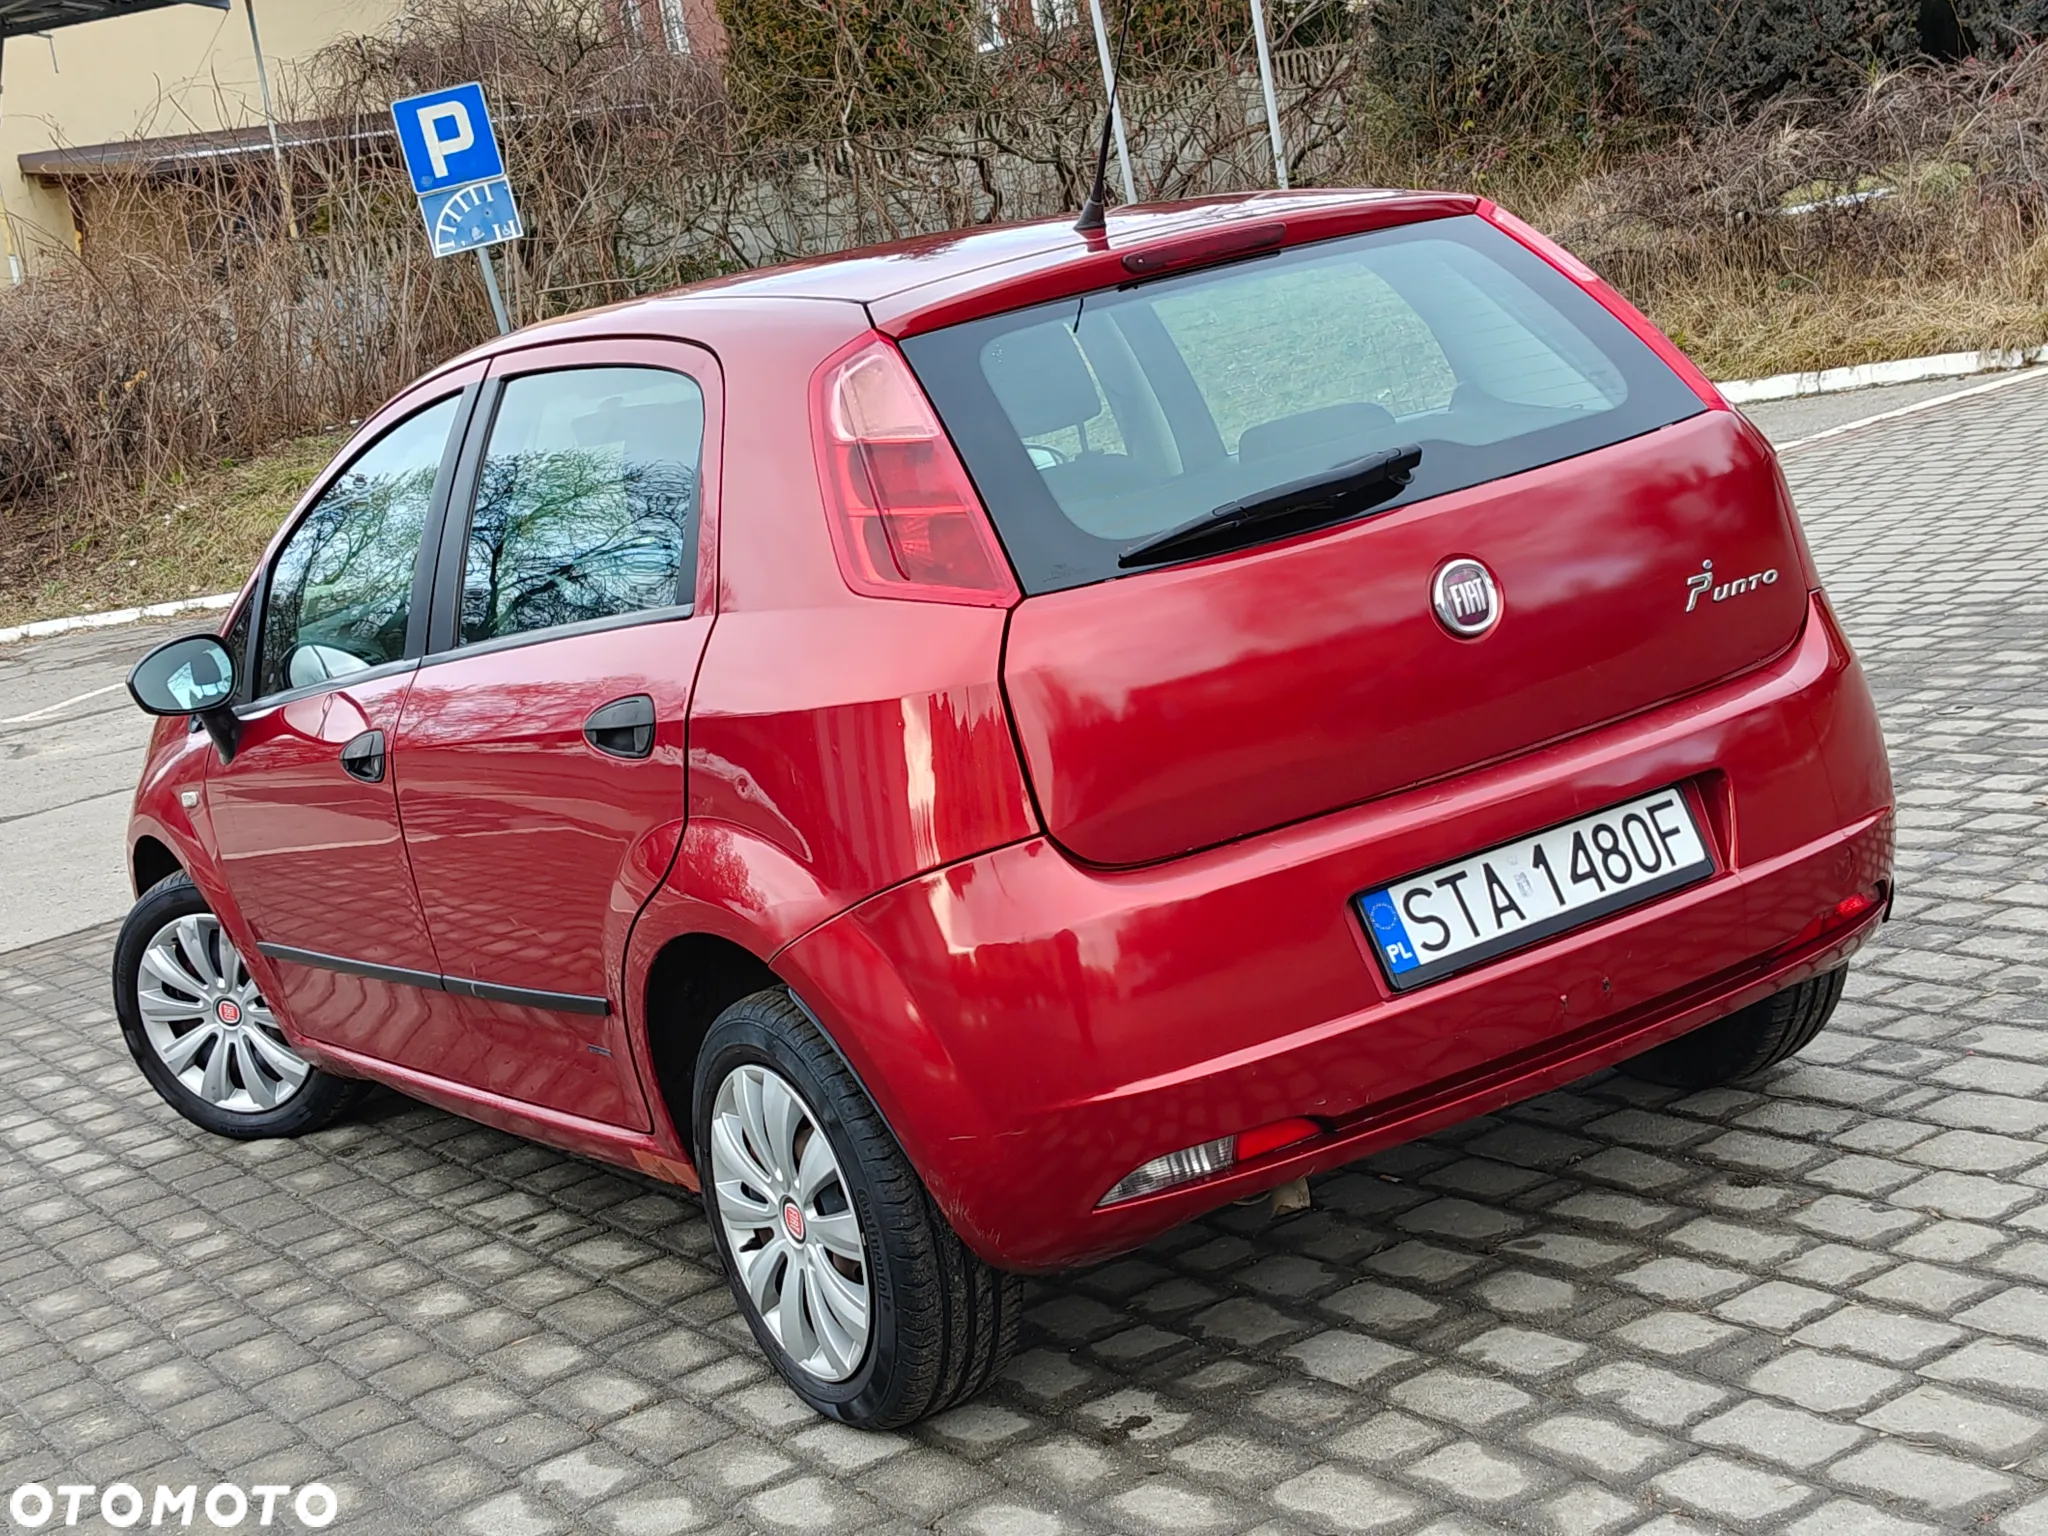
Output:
[1235,1116,1321,1161]
[1098,1117,1324,1206]
[1778,884,1886,954]
[810,336,1020,607]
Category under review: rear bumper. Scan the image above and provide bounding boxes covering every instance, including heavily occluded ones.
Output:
[779,594,1892,1270]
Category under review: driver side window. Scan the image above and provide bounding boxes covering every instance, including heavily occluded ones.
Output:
[257,396,459,699]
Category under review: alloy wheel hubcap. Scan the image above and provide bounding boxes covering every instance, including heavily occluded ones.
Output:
[708,1063,871,1383]
[135,913,309,1114]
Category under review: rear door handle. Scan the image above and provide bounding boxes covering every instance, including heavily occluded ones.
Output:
[339,729,386,782]
[583,694,656,760]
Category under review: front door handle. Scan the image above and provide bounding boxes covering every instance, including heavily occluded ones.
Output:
[339,729,386,782]
[583,694,656,760]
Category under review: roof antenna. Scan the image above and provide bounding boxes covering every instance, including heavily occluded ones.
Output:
[1074,0,1136,235]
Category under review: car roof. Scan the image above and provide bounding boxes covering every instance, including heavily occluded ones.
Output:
[458,189,1475,365]
[677,189,1442,304]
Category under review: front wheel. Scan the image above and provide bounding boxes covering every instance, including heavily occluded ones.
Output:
[113,872,366,1139]
[1618,966,1847,1089]
[695,989,1020,1428]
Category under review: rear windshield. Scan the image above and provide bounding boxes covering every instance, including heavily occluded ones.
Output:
[900,214,1704,593]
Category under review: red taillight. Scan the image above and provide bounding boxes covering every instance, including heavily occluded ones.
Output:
[809,336,1019,607]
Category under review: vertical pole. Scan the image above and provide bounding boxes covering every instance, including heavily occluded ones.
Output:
[1247,0,1288,190]
[1084,0,1137,206]
[0,36,23,284]
[243,0,298,237]
[477,246,512,334]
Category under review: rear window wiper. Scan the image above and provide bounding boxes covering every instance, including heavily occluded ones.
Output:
[1118,444,1423,569]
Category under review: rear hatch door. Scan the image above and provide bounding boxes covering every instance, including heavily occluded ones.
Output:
[903,214,1807,867]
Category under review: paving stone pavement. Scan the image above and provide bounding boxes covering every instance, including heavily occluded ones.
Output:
[2,377,2046,1536]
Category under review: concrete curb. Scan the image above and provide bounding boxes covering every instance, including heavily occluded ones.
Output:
[0,592,236,648]
[1718,345,2048,404]
[5,345,2044,646]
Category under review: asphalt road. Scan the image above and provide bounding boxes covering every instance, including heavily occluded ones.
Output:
[0,619,190,953]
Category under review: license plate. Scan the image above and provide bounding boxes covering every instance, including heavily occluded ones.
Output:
[1357,788,1713,991]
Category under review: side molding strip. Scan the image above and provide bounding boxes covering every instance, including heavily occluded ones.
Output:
[257,943,444,993]
[446,975,611,1017]
[257,942,611,1017]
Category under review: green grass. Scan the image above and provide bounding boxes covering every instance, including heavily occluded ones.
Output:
[0,433,343,630]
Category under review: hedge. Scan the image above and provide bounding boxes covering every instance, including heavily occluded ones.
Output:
[716,0,983,135]
[1365,0,2046,139]
[717,0,1355,136]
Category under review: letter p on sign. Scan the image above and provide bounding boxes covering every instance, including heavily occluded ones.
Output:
[390,82,504,194]
[419,103,474,180]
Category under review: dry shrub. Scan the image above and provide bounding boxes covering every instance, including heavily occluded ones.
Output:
[1547,45,2048,372]
[0,172,473,521]
[0,0,1353,571]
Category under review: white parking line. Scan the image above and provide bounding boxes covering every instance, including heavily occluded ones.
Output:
[0,681,127,726]
[1777,366,2048,452]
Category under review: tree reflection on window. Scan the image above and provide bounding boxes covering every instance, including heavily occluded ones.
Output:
[460,368,703,645]
[258,396,457,698]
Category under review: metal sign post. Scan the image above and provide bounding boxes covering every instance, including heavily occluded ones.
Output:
[0,35,20,283]
[242,0,296,237]
[476,244,511,334]
[1247,0,1288,190]
[1084,0,1137,207]
[389,81,524,334]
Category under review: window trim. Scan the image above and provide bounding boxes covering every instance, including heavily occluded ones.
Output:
[425,345,719,657]
[234,657,421,719]
[235,379,481,711]
[417,604,697,670]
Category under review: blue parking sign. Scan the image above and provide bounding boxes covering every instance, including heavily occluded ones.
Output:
[390,82,504,195]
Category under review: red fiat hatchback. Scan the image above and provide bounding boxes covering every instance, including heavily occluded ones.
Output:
[120,190,1892,1427]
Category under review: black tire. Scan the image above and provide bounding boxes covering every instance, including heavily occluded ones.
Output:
[693,988,1021,1428]
[113,871,368,1139]
[1618,966,1848,1089]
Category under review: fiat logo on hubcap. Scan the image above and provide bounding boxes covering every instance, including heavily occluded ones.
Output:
[215,999,243,1026]
[1431,556,1501,639]
[781,1201,806,1243]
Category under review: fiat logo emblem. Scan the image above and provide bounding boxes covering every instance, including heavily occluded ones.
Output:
[215,999,243,1026]
[781,1201,806,1244]
[1431,557,1500,639]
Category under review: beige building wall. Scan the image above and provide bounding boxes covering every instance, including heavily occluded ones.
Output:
[0,0,407,278]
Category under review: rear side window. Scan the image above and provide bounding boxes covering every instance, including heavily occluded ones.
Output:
[458,366,703,645]
[901,214,1702,592]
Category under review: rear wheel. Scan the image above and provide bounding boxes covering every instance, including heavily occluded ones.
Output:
[694,988,1021,1428]
[113,872,367,1139]
[1618,967,1847,1089]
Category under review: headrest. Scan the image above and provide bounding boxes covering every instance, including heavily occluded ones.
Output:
[982,322,1103,439]
[1239,401,1397,464]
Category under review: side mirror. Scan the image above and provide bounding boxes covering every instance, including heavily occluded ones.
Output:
[129,633,239,761]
